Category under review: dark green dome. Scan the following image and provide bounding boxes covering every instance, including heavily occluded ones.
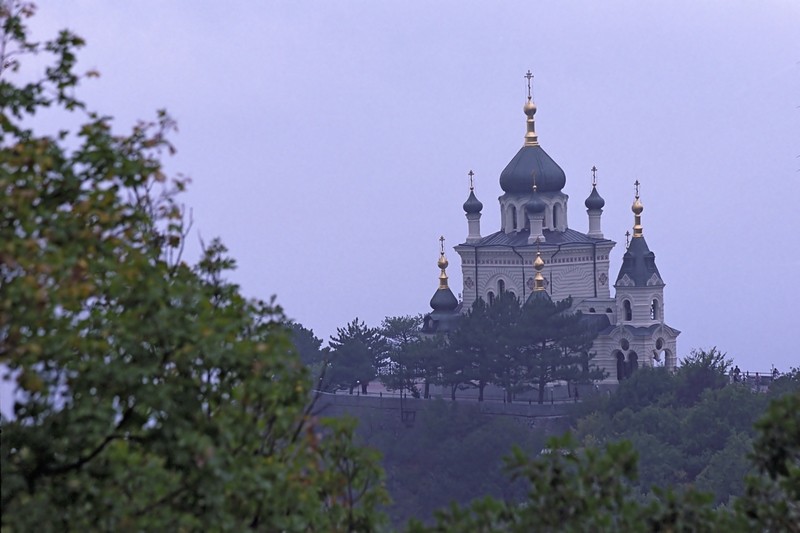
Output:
[463,190,483,214]
[526,192,546,214]
[499,145,566,194]
[430,287,458,312]
[585,186,605,210]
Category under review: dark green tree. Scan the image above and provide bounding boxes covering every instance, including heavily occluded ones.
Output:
[447,297,496,401]
[327,318,387,394]
[517,296,603,404]
[675,347,731,406]
[380,315,423,396]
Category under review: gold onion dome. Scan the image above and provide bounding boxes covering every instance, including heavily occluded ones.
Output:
[438,253,449,271]
[534,253,545,271]
[523,97,537,117]
[632,197,644,215]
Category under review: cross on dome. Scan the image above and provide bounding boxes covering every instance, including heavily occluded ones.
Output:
[524,70,534,100]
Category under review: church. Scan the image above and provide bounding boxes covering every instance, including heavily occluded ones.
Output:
[423,73,680,383]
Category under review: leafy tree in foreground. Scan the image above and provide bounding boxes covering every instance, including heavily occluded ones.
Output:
[0,5,386,530]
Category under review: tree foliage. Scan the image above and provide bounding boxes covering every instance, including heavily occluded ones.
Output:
[0,6,386,529]
[326,318,387,395]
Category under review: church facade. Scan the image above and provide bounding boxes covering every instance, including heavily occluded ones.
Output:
[424,76,679,383]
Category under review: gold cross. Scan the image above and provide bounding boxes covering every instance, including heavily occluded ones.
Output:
[468,170,474,191]
[524,70,533,99]
[625,230,631,247]
[634,180,640,198]
[439,235,445,255]
[591,165,598,186]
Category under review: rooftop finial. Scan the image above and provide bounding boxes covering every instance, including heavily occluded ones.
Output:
[533,237,546,292]
[525,69,534,100]
[632,180,644,237]
[523,70,539,146]
[468,169,475,191]
[437,236,449,290]
[591,165,598,187]
[625,230,631,248]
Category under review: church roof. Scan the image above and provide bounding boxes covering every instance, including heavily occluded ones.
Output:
[499,145,566,194]
[598,323,682,337]
[615,235,663,287]
[461,228,612,248]
[430,286,458,312]
[580,313,611,332]
[463,190,483,214]
[584,185,605,210]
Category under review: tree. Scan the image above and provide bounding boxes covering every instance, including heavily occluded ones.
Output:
[327,318,387,394]
[0,5,387,529]
[675,347,731,406]
[380,315,423,396]
[447,297,496,401]
[516,296,603,404]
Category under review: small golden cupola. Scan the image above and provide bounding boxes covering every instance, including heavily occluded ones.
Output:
[632,180,644,238]
[430,236,458,312]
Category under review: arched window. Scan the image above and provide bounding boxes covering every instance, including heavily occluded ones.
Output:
[606,308,613,313]
[510,205,518,230]
[623,300,632,321]
[508,291,516,300]
[627,351,639,373]
[615,351,626,381]
[498,280,505,294]
[589,307,596,313]
[487,291,495,306]
[650,299,659,320]
[552,203,559,228]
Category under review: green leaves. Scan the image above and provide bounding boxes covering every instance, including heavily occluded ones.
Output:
[1,10,388,530]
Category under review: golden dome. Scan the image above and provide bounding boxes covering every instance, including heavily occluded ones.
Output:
[534,253,544,271]
[632,197,643,215]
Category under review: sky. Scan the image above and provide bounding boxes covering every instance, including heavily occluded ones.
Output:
[22,1,800,372]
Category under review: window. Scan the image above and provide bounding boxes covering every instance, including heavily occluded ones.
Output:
[510,205,517,230]
[615,351,626,381]
[589,307,596,313]
[623,300,632,321]
[650,299,659,320]
[487,291,495,305]
[498,280,505,294]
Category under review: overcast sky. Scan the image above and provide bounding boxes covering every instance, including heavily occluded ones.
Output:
[26,1,800,372]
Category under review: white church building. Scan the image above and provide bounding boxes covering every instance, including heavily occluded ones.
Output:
[424,75,679,383]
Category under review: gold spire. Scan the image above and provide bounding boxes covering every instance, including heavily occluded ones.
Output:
[632,180,643,238]
[532,237,546,292]
[523,70,539,146]
[437,235,449,289]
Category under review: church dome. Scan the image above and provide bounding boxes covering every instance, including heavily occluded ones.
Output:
[430,287,458,312]
[585,186,605,210]
[463,190,483,214]
[525,191,546,214]
[499,145,566,194]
